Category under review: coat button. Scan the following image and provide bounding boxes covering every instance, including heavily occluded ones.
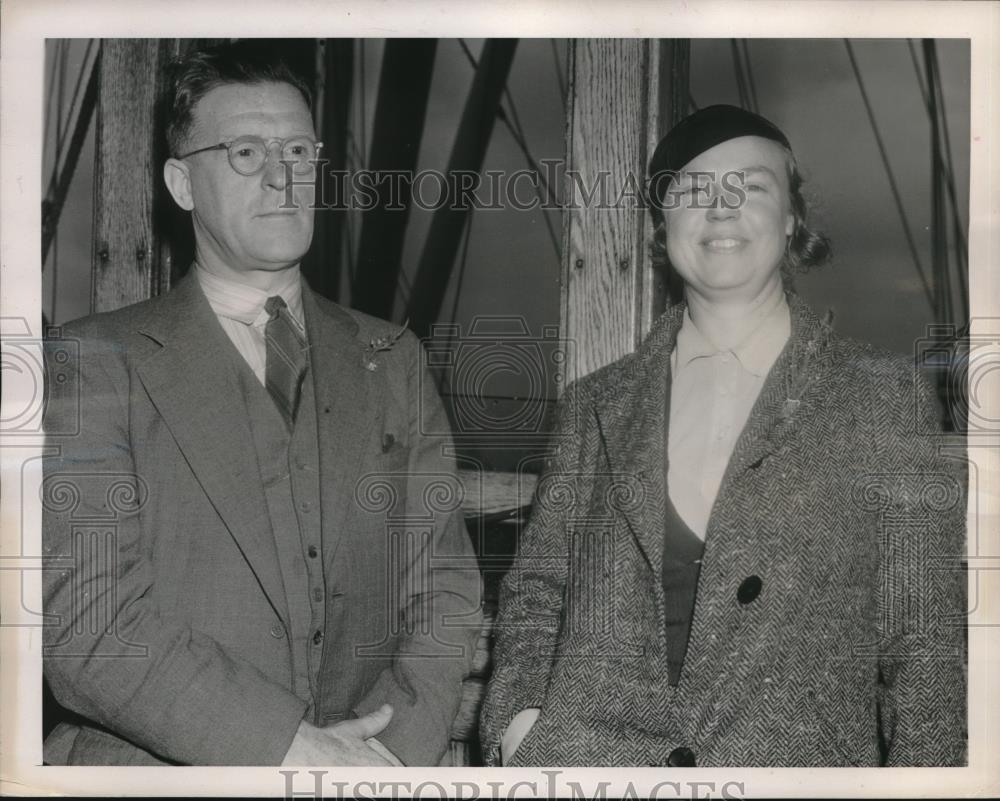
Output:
[667,746,696,767]
[269,623,285,639]
[313,630,324,645]
[308,545,318,558]
[737,575,763,605]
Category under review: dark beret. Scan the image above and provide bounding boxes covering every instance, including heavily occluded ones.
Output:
[648,104,791,212]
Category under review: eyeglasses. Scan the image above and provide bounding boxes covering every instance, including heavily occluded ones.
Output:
[178,135,324,176]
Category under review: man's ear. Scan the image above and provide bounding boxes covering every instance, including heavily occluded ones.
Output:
[163,158,194,211]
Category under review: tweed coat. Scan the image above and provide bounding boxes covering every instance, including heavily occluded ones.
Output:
[42,273,481,766]
[480,293,966,767]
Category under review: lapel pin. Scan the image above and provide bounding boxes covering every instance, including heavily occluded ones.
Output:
[781,398,801,420]
[363,320,409,372]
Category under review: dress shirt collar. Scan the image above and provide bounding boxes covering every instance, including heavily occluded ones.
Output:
[195,263,305,329]
[674,292,791,377]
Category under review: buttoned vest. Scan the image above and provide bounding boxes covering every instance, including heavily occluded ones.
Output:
[236,357,325,717]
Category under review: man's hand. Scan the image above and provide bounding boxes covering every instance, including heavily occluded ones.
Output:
[281,704,395,766]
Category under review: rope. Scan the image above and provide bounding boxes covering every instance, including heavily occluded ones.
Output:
[907,39,969,322]
[358,40,367,169]
[844,40,935,312]
[730,40,750,110]
[437,211,476,394]
[551,39,567,115]
[928,43,969,318]
[57,39,96,146]
[908,39,969,277]
[741,40,759,114]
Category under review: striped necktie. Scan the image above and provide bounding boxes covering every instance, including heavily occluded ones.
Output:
[264,295,308,428]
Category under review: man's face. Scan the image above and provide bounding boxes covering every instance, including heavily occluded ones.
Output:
[171,81,317,278]
[664,135,794,305]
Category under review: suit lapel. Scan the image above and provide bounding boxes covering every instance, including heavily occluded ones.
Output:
[134,274,290,624]
[593,307,685,576]
[301,285,377,566]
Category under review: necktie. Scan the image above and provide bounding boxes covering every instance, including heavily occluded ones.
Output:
[264,295,308,428]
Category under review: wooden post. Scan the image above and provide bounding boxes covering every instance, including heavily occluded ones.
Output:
[92,40,173,312]
[561,39,652,383]
[560,39,688,385]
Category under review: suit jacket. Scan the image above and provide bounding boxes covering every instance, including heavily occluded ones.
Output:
[42,273,482,766]
[480,294,966,767]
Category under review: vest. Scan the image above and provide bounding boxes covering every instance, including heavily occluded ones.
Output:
[237,357,325,717]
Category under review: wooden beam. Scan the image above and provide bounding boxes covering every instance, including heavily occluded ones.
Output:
[353,39,438,318]
[406,39,519,338]
[560,39,689,384]
[92,40,172,312]
[561,39,652,383]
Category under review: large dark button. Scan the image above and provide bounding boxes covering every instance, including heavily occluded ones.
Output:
[737,575,763,605]
[307,545,318,559]
[312,630,324,645]
[667,746,696,767]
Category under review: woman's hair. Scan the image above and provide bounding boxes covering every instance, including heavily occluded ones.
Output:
[163,40,313,159]
[649,147,832,283]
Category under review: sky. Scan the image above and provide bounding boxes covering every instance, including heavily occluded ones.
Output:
[44,37,970,377]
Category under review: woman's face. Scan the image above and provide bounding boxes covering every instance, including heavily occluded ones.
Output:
[664,135,794,306]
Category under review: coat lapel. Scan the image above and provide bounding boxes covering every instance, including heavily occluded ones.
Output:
[593,306,685,576]
[678,294,837,731]
[134,274,290,624]
[710,293,835,511]
[300,285,377,566]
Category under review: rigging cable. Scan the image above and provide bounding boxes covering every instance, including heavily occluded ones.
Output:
[843,40,935,312]
[907,39,969,279]
[907,40,969,322]
[929,46,969,319]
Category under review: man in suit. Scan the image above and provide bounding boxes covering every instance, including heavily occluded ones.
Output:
[42,40,481,766]
[481,105,966,766]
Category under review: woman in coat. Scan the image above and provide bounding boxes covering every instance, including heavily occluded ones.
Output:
[480,104,966,767]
